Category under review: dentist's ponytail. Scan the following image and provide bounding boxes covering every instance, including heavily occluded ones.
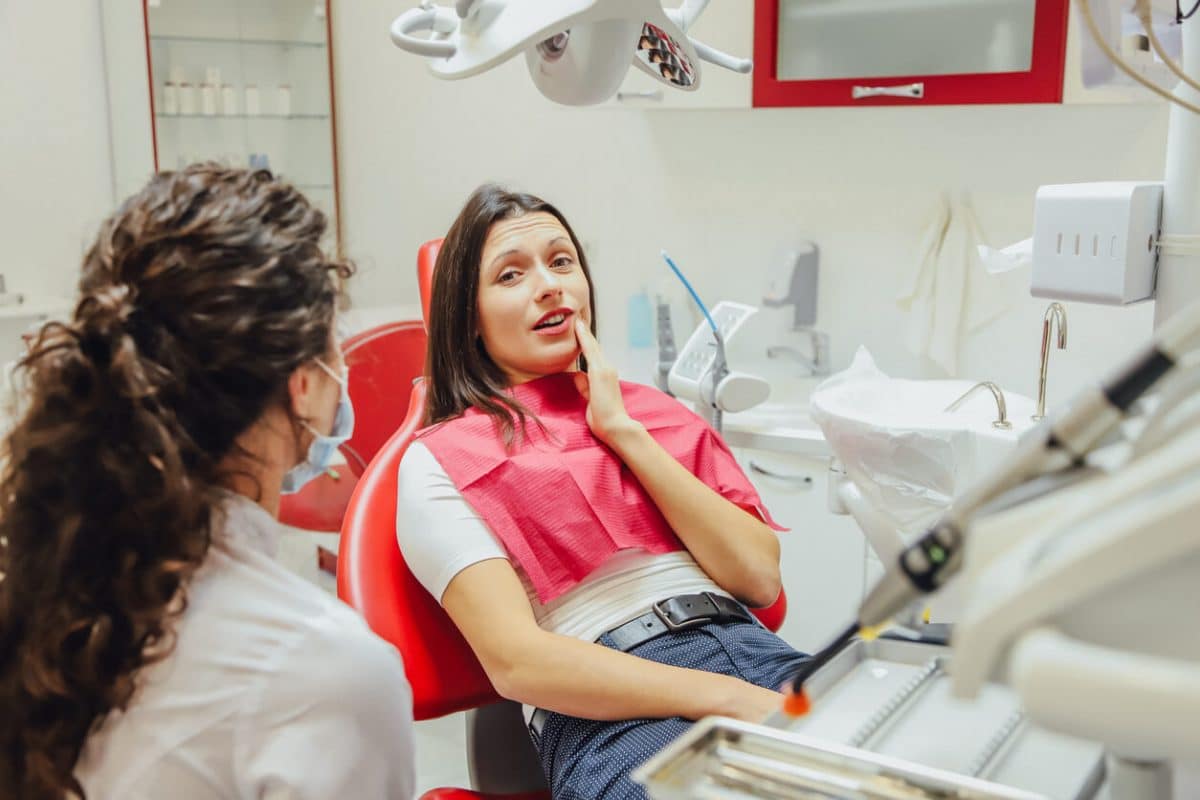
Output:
[0,164,351,800]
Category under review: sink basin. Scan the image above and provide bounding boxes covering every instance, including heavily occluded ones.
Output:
[810,350,1037,542]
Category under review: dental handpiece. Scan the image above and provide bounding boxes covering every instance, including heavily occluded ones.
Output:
[787,301,1200,704]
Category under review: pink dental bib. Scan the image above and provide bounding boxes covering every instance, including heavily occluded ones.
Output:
[418,373,783,603]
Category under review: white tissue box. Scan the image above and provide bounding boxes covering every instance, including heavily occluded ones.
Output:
[1031,181,1161,305]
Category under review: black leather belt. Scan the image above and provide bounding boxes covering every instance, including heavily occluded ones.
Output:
[605,591,756,652]
[529,592,756,738]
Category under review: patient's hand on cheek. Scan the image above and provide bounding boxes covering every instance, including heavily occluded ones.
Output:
[572,320,643,445]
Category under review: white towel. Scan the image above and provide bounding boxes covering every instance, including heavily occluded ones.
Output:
[897,193,1014,375]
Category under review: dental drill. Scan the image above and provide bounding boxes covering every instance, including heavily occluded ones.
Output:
[785,298,1200,705]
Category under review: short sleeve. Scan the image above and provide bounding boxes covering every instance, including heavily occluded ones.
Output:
[236,611,416,799]
[396,442,509,602]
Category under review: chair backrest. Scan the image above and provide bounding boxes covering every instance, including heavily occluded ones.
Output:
[340,319,427,477]
[339,237,500,720]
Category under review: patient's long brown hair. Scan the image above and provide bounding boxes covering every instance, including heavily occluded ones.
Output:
[424,184,597,443]
[0,164,352,799]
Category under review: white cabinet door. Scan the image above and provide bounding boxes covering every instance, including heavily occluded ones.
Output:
[603,0,752,110]
[736,449,866,655]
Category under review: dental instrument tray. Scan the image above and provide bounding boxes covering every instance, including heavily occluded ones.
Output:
[634,638,1105,800]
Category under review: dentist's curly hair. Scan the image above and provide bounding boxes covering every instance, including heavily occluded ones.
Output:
[425,184,597,443]
[0,164,351,799]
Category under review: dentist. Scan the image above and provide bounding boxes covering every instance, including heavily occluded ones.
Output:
[0,165,415,800]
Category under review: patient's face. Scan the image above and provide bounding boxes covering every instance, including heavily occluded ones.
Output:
[476,212,591,385]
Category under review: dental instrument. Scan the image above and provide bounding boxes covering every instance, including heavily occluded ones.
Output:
[387,0,751,105]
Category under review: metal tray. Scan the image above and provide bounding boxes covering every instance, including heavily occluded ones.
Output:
[635,638,1106,800]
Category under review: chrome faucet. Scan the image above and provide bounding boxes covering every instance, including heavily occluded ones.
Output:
[767,329,831,377]
[945,381,1012,429]
[1033,302,1068,421]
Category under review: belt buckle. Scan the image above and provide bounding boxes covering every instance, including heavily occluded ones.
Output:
[652,593,720,632]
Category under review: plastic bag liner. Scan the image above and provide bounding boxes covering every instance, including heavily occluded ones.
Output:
[810,348,986,539]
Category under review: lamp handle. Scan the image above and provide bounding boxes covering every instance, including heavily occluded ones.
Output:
[689,37,752,74]
[390,6,458,59]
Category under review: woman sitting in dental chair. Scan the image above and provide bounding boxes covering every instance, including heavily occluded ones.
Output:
[396,184,809,800]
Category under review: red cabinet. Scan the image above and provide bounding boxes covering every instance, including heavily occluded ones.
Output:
[753,0,1070,107]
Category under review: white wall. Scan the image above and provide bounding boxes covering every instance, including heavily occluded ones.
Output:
[0,1,1176,411]
[0,0,114,302]
[331,1,1169,409]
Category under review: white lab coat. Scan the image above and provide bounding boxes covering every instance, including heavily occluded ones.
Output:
[75,491,416,799]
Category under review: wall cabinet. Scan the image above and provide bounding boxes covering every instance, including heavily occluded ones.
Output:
[735,448,866,653]
[146,0,340,244]
[752,0,1071,107]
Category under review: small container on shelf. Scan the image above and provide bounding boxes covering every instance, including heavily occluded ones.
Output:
[178,82,197,115]
[220,84,237,115]
[205,66,221,87]
[200,83,217,116]
[245,84,261,116]
[277,84,292,116]
[162,82,179,115]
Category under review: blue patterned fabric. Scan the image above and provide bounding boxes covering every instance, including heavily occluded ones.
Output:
[530,620,809,800]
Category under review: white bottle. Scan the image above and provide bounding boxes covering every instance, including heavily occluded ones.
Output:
[200,83,217,116]
[162,82,179,115]
[205,66,222,87]
[244,84,260,116]
[220,84,237,115]
[277,84,292,117]
[178,82,197,115]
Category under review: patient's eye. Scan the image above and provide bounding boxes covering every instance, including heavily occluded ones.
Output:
[551,255,574,269]
[498,269,520,284]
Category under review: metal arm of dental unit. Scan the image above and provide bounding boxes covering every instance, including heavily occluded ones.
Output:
[388,0,751,105]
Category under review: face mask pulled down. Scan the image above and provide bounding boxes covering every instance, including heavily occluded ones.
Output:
[281,359,355,495]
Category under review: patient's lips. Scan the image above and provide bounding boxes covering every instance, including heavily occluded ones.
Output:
[533,307,574,336]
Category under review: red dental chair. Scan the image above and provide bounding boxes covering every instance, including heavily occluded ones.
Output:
[278,319,427,534]
[338,239,787,799]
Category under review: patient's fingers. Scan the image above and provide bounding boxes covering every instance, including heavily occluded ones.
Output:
[574,319,605,366]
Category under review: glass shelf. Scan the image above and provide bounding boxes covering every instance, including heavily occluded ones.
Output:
[150,34,325,48]
[156,113,330,120]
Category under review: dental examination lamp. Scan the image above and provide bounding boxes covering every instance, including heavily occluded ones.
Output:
[388,0,752,105]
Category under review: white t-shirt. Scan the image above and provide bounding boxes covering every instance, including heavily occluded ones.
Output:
[75,492,416,800]
[396,442,724,644]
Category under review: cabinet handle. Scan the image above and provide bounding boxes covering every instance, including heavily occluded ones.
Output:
[749,460,814,487]
[617,90,664,102]
[851,82,925,100]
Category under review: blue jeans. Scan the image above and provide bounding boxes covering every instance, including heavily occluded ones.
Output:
[530,620,809,800]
